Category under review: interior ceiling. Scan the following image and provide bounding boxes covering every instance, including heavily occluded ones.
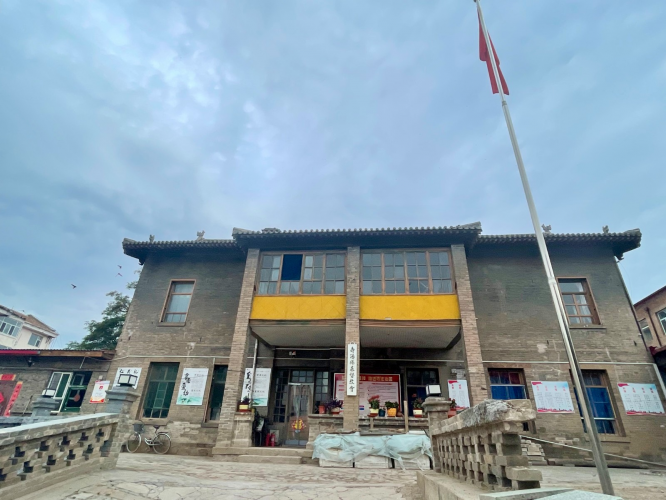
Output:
[360,325,460,348]
[251,322,460,349]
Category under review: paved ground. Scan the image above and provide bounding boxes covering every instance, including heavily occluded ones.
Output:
[18,454,666,500]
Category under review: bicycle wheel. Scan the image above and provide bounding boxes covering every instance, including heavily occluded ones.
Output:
[126,432,142,453]
[152,433,171,455]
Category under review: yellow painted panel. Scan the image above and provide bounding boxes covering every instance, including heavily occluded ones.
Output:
[360,295,461,320]
[251,296,346,320]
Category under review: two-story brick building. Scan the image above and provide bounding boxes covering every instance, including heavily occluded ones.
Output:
[107,224,666,463]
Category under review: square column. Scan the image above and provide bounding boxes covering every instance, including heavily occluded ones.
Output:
[450,244,488,405]
[214,248,260,449]
[343,246,361,431]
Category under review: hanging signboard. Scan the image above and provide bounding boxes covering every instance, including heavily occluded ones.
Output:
[176,368,209,405]
[241,368,272,406]
[90,381,110,404]
[346,342,358,396]
[447,379,470,410]
[617,383,665,415]
[334,373,401,415]
[531,381,574,413]
[112,367,142,389]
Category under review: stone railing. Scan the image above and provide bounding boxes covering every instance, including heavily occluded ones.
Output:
[424,398,542,491]
[0,386,138,500]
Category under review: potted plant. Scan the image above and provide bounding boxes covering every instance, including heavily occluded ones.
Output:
[448,399,457,418]
[317,402,327,414]
[368,395,380,417]
[378,408,386,417]
[327,399,343,415]
[385,401,399,417]
[412,397,424,418]
[238,396,251,412]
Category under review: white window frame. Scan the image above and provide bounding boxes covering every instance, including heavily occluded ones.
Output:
[46,372,74,411]
[27,333,43,347]
[0,317,23,337]
[657,308,666,335]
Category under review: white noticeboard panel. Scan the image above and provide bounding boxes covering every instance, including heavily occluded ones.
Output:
[334,374,401,416]
[346,342,358,396]
[113,367,142,389]
[89,381,110,404]
[176,368,209,405]
[447,379,470,410]
[531,381,574,413]
[241,368,272,406]
[617,383,665,415]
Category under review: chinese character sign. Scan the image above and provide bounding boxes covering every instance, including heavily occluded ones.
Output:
[617,383,665,415]
[241,368,272,406]
[531,381,574,413]
[346,342,358,396]
[176,368,209,405]
[90,381,110,404]
[447,380,470,409]
[113,367,142,388]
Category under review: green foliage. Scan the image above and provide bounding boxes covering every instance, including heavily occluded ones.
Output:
[67,274,138,350]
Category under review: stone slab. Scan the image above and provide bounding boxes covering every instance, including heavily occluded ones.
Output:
[479,488,574,500]
[546,492,624,500]
[354,455,390,469]
[237,455,302,465]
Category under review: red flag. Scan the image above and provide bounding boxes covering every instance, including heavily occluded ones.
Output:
[479,17,509,95]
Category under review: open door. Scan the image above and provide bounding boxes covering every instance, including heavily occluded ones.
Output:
[285,383,312,446]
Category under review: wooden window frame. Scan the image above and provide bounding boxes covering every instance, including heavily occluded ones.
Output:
[256,251,347,296]
[361,248,455,296]
[159,279,196,325]
[557,277,600,326]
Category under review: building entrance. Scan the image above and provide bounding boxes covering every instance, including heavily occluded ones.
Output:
[285,383,312,446]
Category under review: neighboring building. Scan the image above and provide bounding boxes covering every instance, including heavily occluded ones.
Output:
[108,224,666,462]
[0,305,58,350]
[634,285,666,383]
[0,349,114,416]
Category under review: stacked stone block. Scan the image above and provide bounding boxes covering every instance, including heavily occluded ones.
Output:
[521,437,547,466]
[424,398,542,492]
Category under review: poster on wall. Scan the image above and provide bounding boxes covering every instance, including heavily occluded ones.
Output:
[531,381,575,413]
[176,368,209,405]
[0,374,21,416]
[617,383,665,415]
[113,367,142,389]
[90,381,110,404]
[241,368,272,406]
[447,379,470,410]
[334,374,401,416]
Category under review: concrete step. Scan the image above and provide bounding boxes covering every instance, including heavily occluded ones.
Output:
[213,446,311,458]
[237,455,304,465]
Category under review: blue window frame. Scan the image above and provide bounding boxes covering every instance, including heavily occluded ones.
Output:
[489,369,527,400]
[574,371,617,435]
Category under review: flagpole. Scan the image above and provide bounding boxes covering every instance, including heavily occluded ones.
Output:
[474,0,614,495]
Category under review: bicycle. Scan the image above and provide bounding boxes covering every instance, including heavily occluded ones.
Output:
[126,423,171,454]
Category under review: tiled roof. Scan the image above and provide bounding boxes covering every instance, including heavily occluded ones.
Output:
[477,229,641,244]
[0,304,56,334]
[122,238,241,263]
[634,284,666,306]
[232,223,482,239]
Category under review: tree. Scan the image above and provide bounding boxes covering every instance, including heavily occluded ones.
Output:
[67,273,139,350]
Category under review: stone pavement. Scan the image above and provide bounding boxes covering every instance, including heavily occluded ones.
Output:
[15,454,666,500]
[18,453,421,500]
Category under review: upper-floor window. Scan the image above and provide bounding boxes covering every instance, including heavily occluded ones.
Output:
[0,317,22,337]
[27,333,43,347]
[657,308,666,335]
[361,250,452,295]
[161,280,195,323]
[257,253,345,295]
[638,319,653,341]
[558,278,599,325]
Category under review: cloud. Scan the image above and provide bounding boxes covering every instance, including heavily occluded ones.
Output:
[0,0,664,343]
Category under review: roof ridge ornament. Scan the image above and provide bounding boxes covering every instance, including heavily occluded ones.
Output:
[149,235,155,243]
[602,225,609,234]
[196,230,205,242]
[541,224,552,234]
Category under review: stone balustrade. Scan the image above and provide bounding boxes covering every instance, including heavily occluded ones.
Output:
[423,398,542,491]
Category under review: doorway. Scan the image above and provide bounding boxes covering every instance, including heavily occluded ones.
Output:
[60,371,92,413]
[406,369,439,416]
[285,383,312,446]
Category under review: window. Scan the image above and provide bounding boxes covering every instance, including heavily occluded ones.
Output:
[639,319,653,342]
[574,371,617,435]
[207,366,227,421]
[0,317,22,337]
[407,369,439,416]
[361,250,452,295]
[143,363,179,419]
[272,369,289,423]
[314,371,330,408]
[657,308,666,335]
[558,278,598,325]
[489,369,527,400]
[162,281,195,323]
[257,253,345,295]
[27,333,43,347]
[46,372,72,401]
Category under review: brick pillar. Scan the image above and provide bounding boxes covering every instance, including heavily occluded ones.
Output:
[213,248,260,450]
[343,246,361,431]
[450,244,488,405]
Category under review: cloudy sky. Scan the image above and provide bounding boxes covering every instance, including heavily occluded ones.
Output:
[1,1,664,346]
